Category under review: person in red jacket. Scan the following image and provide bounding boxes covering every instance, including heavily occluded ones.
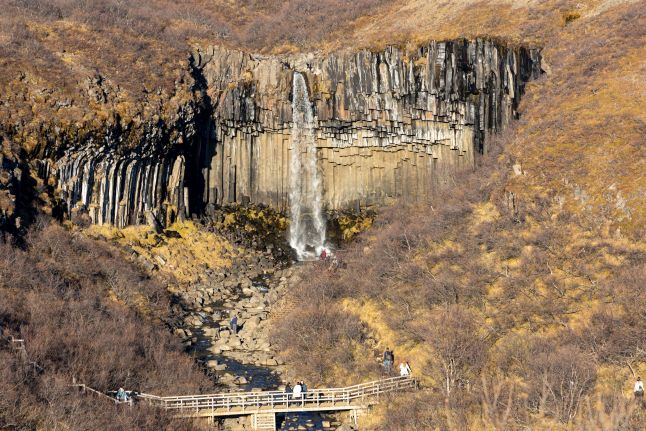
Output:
[319,249,327,260]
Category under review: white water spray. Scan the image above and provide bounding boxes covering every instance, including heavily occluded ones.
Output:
[288,72,327,261]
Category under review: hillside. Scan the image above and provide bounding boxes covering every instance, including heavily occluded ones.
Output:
[0,0,388,142]
[0,221,216,429]
[0,0,644,430]
[271,1,646,430]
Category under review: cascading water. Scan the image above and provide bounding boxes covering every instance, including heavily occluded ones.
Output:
[288,72,327,261]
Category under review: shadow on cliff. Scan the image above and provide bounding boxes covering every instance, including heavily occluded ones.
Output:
[0,135,47,245]
[185,55,216,218]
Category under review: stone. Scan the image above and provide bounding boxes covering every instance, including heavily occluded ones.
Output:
[243,316,261,330]
[184,315,203,327]
[173,328,188,338]
[234,376,248,385]
[207,345,222,354]
[202,327,219,337]
[51,40,539,228]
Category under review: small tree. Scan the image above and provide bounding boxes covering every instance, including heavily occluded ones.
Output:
[422,305,488,397]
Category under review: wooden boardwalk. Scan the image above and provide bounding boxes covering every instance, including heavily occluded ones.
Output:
[138,376,418,429]
[2,329,418,430]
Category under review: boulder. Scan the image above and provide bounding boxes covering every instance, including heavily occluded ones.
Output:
[234,376,248,385]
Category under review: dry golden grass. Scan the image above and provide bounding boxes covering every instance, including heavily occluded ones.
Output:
[272,3,646,428]
[85,221,233,284]
[0,0,390,148]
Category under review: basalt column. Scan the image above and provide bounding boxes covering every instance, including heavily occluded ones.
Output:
[196,39,541,213]
[50,39,540,228]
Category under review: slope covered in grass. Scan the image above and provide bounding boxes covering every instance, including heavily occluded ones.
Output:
[0,0,390,143]
[272,2,646,429]
[0,221,214,429]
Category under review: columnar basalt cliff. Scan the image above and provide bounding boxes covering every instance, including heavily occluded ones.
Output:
[52,39,540,228]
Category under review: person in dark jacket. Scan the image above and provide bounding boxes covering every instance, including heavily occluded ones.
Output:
[230,314,238,334]
[383,348,394,374]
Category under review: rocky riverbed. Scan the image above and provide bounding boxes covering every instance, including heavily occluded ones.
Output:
[173,245,292,390]
[170,241,359,431]
[85,216,358,429]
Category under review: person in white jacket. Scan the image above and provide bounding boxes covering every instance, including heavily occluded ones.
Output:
[292,382,302,399]
[399,361,412,377]
[635,377,644,401]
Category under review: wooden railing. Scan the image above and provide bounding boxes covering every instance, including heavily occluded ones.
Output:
[138,376,418,415]
[72,382,130,405]
[2,328,418,417]
[2,330,126,406]
[2,333,44,373]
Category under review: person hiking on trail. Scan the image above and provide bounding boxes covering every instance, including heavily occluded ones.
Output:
[230,314,238,334]
[383,348,394,374]
[399,361,412,377]
[331,256,340,270]
[292,382,302,399]
[116,387,128,402]
[635,377,644,400]
[320,249,327,261]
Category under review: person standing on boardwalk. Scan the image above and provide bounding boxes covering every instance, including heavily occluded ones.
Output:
[399,361,412,377]
[116,387,129,402]
[292,382,302,399]
[383,348,394,374]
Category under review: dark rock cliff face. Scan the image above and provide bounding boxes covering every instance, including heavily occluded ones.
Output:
[51,39,540,228]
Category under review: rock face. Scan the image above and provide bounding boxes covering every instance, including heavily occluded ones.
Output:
[53,40,540,227]
[0,137,17,229]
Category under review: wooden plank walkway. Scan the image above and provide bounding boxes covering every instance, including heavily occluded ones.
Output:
[2,329,418,429]
[137,376,418,418]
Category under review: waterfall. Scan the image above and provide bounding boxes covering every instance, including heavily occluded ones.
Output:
[288,72,327,261]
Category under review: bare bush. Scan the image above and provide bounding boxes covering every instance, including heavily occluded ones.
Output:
[0,220,213,429]
[421,306,488,396]
[524,342,597,423]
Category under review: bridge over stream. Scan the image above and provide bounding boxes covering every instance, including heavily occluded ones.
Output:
[3,331,418,430]
[136,376,418,429]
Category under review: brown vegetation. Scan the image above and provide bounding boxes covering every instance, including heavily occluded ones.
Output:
[1,0,644,429]
[271,3,646,428]
[0,219,214,429]
[272,136,646,429]
[0,0,391,147]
